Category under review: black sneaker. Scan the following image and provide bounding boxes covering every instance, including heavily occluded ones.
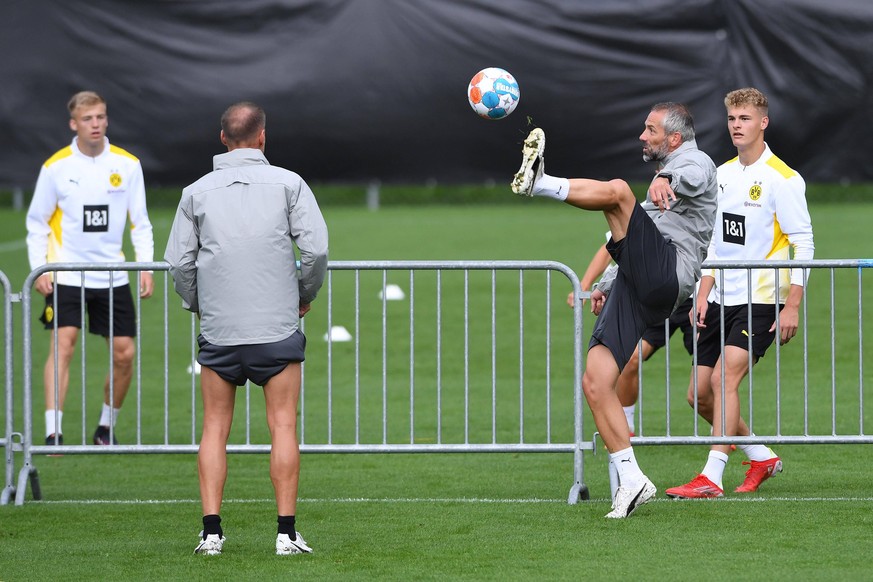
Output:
[93,425,119,445]
[45,433,64,446]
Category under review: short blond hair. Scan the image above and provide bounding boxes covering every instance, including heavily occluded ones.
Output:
[724,87,768,115]
[67,91,106,116]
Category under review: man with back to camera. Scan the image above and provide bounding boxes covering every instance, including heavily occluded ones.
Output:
[511,102,717,518]
[165,101,329,556]
[26,90,155,447]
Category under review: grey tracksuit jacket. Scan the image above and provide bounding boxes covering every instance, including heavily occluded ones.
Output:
[165,148,329,346]
[596,139,717,309]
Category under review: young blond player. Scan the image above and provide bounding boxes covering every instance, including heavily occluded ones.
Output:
[667,88,814,499]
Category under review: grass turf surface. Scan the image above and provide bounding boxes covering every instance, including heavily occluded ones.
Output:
[2,450,873,580]
[2,196,873,579]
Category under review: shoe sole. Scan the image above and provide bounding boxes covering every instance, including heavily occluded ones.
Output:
[665,490,724,499]
[93,435,119,445]
[194,545,223,556]
[276,548,311,556]
[511,129,545,196]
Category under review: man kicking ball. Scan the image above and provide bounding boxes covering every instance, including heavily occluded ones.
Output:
[511,103,717,517]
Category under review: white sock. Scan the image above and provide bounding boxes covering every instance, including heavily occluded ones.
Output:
[45,409,63,438]
[623,405,636,434]
[701,450,729,490]
[609,446,645,488]
[739,443,777,462]
[99,404,121,428]
[532,174,569,201]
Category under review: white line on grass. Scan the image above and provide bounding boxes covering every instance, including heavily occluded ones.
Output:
[0,238,26,253]
[28,496,873,505]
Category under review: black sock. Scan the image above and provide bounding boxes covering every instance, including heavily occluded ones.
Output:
[277,515,296,538]
[203,514,222,539]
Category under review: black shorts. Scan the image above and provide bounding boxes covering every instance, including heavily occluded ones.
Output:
[696,303,782,367]
[640,296,695,357]
[197,331,307,387]
[589,204,680,370]
[40,284,137,337]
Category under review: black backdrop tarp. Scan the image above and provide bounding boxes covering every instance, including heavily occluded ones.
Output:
[2,0,872,188]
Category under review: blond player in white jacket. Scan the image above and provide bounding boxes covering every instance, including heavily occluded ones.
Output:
[26,91,154,447]
[667,87,814,499]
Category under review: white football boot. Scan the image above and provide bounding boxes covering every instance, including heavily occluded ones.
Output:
[194,532,225,555]
[605,477,656,519]
[276,532,313,556]
[511,128,546,196]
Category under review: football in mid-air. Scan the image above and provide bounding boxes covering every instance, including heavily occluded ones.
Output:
[467,67,520,120]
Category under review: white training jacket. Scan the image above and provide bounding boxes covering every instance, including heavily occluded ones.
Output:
[706,144,814,305]
[25,137,154,288]
[164,148,329,346]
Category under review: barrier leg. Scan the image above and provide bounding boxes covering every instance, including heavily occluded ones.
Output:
[567,448,590,504]
[14,463,40,505]
[3,441,12,506]
[1,484,14,505]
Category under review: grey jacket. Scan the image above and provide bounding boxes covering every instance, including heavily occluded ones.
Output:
[596,139,717,308]
[165,148,329,346]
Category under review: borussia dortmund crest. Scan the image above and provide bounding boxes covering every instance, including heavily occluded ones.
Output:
[109,173,122,188]
[749,182,762,201]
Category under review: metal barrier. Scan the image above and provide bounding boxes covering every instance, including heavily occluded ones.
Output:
[13,262,169,505]
[1,270,16,505]
[4,259,870,507]
[626,259,873,447]
[9,261,589,505]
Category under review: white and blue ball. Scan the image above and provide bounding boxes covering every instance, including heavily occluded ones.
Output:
[467,67,520,120]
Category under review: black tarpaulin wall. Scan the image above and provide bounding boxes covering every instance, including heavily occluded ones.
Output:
[1,0,871,187]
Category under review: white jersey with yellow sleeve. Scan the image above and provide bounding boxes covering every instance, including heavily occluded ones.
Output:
[708,143,814,305]
[26,137,154,288]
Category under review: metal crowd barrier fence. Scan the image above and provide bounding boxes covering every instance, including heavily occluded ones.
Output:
[6,261,590,506]
[1,271,16,505]
[601,259,872,499]
[4,259,870,507]
[624,259,872,449]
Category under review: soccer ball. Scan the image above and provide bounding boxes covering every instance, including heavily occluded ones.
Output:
[467,67,520,120]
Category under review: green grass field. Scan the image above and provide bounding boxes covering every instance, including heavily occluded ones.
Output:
[1,195,873,580]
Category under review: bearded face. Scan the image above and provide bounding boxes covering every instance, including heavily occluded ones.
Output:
[639,109,671,163]
[642,138,670,163]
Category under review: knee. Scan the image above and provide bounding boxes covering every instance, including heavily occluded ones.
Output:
[112,341,136,366]
[709,375,740,403]
[53,337,78,360]
[607,179,634,204]
[685,390,696,409]
[687,390,713,411]
[582,372,609,407]
[607,178,631,194]
[268,416,298,436]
